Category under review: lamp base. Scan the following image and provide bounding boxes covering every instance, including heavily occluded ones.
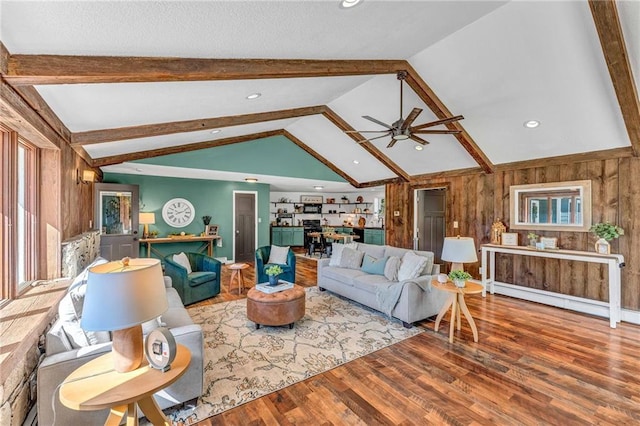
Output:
[450,262,464,272]
[112,325,144,373]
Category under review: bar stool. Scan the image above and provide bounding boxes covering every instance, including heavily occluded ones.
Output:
[229,263,250,294]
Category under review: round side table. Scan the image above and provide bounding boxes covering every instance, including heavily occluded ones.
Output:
[432,280,484,343]
[59,344,190,425]
[229,263,250,294]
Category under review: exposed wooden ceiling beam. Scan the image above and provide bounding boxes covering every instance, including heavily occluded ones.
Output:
[0,80,63,150]
[14,86,72,142]
[92,130,283,167]
[5,56,407,85]
[282,130,359,188]
[494,146,635,172]
[0,43,9,75]
[322,107,410,182]
[72,106,326,146]
[403,64,494,174]
[357,177,404,188]
[589,0,640,156]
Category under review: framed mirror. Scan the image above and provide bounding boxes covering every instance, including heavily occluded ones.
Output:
[509,180,592,232]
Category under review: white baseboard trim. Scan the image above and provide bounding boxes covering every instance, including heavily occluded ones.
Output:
[470,279,640,326]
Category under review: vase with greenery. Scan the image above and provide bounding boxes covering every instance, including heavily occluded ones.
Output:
[590,222,624,254]
[527,232,538,248]
[448,270,472,288]
[265,264,283,285]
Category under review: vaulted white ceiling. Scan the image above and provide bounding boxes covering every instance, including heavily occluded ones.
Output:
[1,0,638,191]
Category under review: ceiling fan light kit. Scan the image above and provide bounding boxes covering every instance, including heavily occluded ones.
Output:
[351,71,464,148]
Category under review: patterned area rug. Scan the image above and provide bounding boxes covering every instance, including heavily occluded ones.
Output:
[159,287,423,424]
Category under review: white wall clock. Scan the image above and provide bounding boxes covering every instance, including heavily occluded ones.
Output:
[162,198,195,228]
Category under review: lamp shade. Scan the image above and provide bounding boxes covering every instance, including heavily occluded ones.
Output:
[82,258,167,332]
[139,212,156,225]
[441,237,478,263]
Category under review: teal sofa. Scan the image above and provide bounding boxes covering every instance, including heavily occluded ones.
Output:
[164,252,221,305]
[255,245,296,284]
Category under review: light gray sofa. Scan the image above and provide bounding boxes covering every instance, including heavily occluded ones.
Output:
[37,259,203,425]
[317,243,449,328]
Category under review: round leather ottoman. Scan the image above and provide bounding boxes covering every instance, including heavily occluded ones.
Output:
[246,285,306,329]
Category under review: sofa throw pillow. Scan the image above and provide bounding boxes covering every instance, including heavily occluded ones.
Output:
[397,251,429,281]
[328,242,358,266]
[361,254,388,276]
[173,252,192,274]
[268,245,290,265]
[339,247,365,270]
[384,256,401,281]
[59,256,110,348]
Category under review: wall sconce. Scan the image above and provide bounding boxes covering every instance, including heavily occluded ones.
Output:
[77,169,96,185]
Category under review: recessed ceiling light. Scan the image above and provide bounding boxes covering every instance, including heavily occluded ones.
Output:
[414,145,424,151]
[340,0,363,9]
[244,177,258,183]
[353,160,360,164]
[210,129,221,134]
[314,185,324,190]
[246,93,261,100]
[524,120,540,128]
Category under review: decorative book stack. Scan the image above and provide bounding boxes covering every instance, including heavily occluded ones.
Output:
[255,280,294,294]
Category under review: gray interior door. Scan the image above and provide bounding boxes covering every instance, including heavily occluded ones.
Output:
[416,188,446,264]
[94,183,139,261]
[234,193,256,263]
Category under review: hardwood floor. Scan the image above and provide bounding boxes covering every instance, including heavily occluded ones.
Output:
[190,253,640,425]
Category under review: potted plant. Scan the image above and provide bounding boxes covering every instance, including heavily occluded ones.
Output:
[265,264,284,285]
[590,222,624,254]
[527,232,538,247]
[448,270,472,288]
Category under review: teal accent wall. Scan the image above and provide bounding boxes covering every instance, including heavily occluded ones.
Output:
[104,173,270,261]
[134,135,346,182]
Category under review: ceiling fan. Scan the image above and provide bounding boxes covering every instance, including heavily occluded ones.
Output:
[347,71,464,148]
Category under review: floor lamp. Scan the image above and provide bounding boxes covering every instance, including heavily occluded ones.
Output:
[441,236,478,272]
[81,258,168,373]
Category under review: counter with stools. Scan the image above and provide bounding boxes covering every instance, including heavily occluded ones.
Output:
[246,284,306,329]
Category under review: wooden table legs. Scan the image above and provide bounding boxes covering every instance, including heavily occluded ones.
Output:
[434,293,479,343]
[105,396,169,426]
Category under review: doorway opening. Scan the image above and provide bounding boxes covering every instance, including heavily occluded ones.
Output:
[413,187,447,264]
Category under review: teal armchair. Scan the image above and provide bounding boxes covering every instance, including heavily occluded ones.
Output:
[164,252,221,305]
[255,246,296,284]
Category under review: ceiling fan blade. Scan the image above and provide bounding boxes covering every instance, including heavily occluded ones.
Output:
[409,135,430,145]
[411,129,461,135]
[401,108,423,131]
[411,115,464,130]
[387,139,397,148]
[345,130,392,134]
[363,115,393,130]
[358,133,392,143]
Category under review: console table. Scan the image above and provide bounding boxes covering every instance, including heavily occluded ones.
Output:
[480,244,624,328]
[140,236,220,259]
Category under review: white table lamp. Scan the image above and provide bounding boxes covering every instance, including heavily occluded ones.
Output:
[139,212,156,239]
[441,236,478,272]
[82,258,167,373]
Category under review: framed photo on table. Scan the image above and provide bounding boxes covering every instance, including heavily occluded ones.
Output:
[205,224,219,236]
[501,232,518,246]
[540,237,558,249]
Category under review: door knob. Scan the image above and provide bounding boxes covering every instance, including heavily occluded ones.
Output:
[236,230,240,234]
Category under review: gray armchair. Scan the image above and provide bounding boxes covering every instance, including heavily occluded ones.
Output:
[164,252,221,305]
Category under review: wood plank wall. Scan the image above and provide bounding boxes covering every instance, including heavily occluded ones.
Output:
[60,142,97,241]
[386,157,640,311]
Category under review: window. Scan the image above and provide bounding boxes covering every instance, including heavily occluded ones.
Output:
[1,126,39,301]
